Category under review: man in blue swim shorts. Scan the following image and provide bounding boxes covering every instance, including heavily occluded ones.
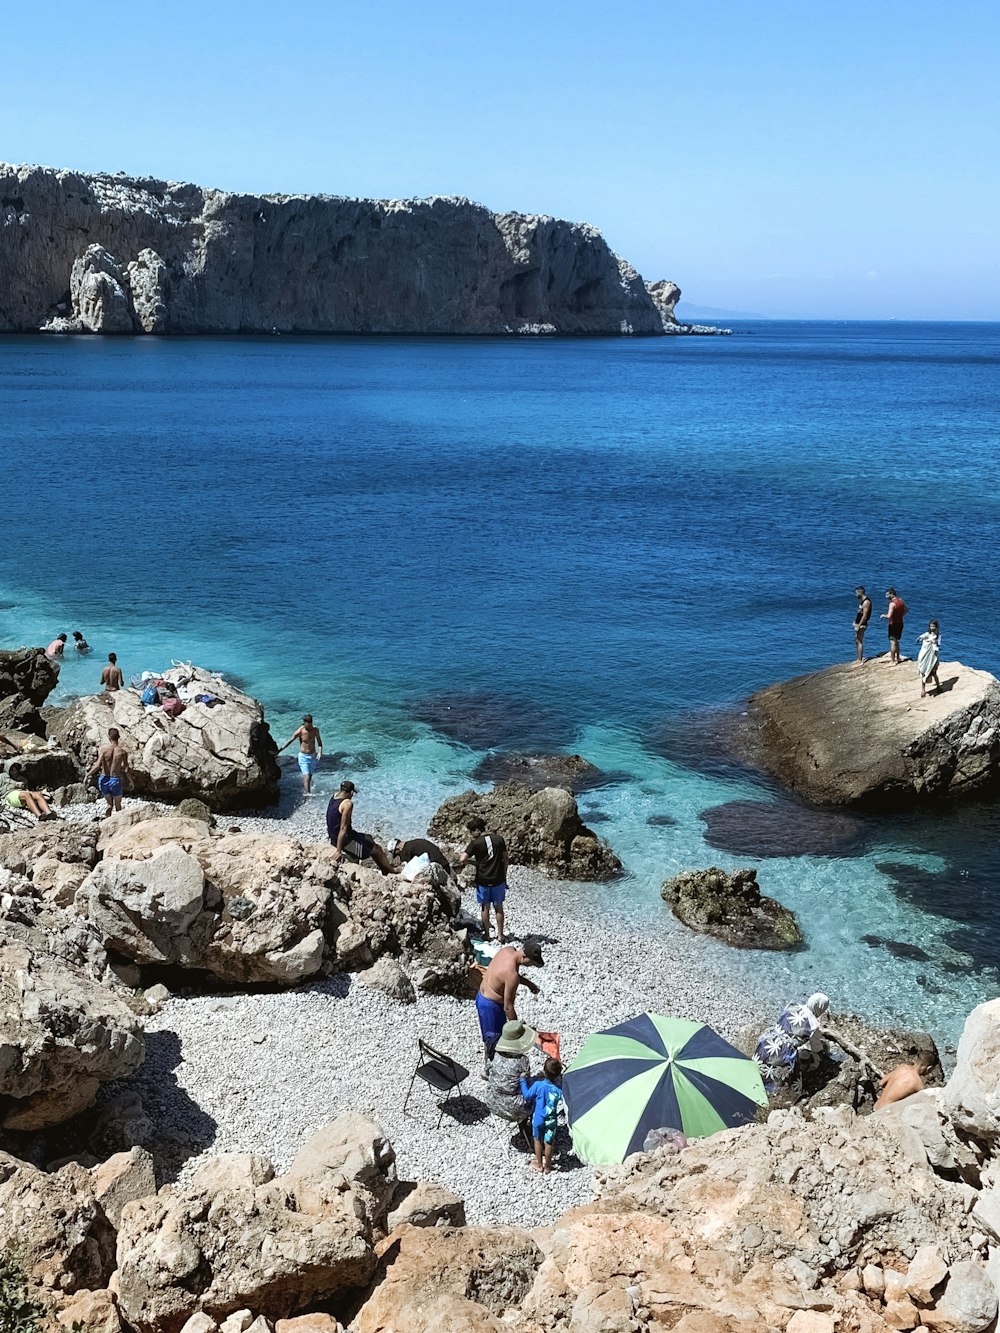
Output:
[86,727,131,816]
[475,937,544,1075]
[457,815,509,942]
[277,713,323,794]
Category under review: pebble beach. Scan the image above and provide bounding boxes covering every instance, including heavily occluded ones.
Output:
[88,796,791,1228]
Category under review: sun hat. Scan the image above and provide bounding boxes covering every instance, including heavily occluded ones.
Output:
[495,1019,537,1057]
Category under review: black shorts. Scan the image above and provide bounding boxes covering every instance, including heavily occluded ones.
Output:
[343,832,375,860]
[888,624,902,642]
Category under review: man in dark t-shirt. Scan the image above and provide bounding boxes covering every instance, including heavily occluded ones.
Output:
[457,815,509,943]
[389,836,451,872]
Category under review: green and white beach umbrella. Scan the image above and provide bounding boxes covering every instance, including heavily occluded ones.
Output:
[563,1013,767,1165]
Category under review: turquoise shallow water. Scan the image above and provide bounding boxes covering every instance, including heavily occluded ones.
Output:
[2,323,999,1044]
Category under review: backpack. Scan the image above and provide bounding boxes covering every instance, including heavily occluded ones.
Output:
[162,696,186,718]
[140,685,160,706]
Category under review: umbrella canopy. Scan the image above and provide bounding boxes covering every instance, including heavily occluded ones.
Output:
[563,1013,767,1165]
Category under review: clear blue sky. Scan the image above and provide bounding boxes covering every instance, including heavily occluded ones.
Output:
[6,1,998,318]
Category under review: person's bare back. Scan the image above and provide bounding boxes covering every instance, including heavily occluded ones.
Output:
[101,654,123,691]
[479,942,543,1018]
[97,741,129,779]
[874,1057,932,1110]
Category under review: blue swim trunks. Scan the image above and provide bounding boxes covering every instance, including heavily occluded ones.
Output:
[297,753,319,775]
[98,776,123,798]
[475,991,506,1052]
[476,882,507,907]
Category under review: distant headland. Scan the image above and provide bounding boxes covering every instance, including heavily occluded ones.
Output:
[0,162,728,338]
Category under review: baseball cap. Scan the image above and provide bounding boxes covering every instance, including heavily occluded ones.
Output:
[521,938,544,966]
[340,779,356,793]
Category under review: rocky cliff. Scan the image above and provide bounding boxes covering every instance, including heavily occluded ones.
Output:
[0,163,668,336]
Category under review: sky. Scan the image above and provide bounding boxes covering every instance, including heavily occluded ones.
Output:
[5,1,998,319]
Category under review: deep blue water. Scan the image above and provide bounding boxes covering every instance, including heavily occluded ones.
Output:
[2,322,999,1043]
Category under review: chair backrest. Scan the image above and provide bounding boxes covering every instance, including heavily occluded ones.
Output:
[418,1038,463,1086]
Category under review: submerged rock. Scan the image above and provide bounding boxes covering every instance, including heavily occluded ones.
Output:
[47,666,280,811]
[429,783,623,881]
[470,751,616,792]
[661,866,803,950]
[700,798,869,858]
[744,658,1000,808]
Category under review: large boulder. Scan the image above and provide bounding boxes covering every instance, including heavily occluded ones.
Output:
[944,998,1000,1143]
[429,784,623,881]
[115,1119,387,1333]
[0,939,145,1129]
[0,819,100,904]
[76,818,468,989]
[661,866,803,950]
[743,659,1000,808]
[47,666,280,810]
[0,870,113,982]
[0,647,60,735]
[78,822,331,984]
[0,1152,115,1293]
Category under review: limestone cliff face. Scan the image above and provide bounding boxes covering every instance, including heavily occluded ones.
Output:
[0,163,664,336]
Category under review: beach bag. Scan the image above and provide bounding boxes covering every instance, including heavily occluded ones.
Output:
[401,853,430,882]
[162,697,186,718]
[140,685,160,706]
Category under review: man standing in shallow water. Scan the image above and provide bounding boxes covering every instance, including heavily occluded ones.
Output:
[277,713,323,794]
[853,586,872,663]
[100,653,123,691]
[87,727,130,816]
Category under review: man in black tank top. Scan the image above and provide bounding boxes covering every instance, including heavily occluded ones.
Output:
[457,815,509,942]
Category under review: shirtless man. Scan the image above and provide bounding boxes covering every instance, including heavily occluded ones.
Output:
[277,713,323,793]
[87,728,131,815]
[853,586,872,663]
[475,939,544,1072]
[100,653,124,691]
[874,1051,935,1110]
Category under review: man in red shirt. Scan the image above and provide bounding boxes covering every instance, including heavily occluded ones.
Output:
[880,587,908,665]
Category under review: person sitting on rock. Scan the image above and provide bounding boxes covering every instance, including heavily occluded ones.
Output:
[874,1050,936,1110]
[326,780,397,875]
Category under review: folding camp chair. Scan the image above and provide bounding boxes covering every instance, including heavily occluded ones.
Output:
[402,1039,470,1127]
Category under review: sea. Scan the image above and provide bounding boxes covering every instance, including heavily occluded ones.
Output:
[2,321,998,1048]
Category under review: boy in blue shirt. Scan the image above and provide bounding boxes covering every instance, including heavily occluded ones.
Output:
[520,1057,563,1173]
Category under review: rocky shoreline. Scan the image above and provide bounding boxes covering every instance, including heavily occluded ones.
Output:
[4,650,1000,1333]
